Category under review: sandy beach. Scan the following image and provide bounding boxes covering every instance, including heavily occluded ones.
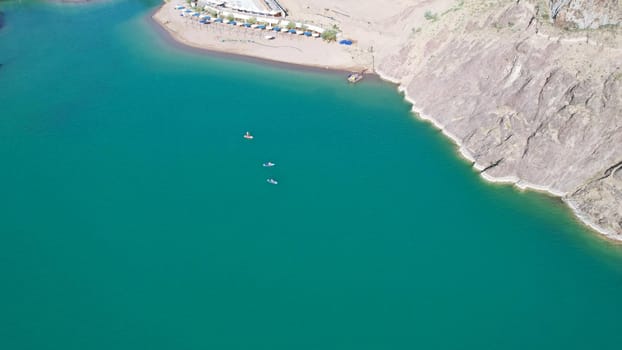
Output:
[152,0,622,241]
[152,0,459,72]
[152,1,372,71]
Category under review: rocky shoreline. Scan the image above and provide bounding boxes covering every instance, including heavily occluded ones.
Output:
[78,0,622,240]
[374,0,622,240]
[156,0,622,241]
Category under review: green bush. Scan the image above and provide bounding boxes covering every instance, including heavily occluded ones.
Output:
[424,10,438,21]
[321,29,338,42]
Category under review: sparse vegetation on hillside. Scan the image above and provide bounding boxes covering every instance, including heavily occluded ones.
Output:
[442,0,464,16]
[424,10,439,22]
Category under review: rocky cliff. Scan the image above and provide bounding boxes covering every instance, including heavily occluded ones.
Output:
[550,0,621,29]
[57,0,622,239]
[374,0,622,239]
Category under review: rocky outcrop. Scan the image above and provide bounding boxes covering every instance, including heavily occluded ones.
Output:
[375,0,622,239]
[550,0,622,29]
[148,0,622,239]
[49,0,622,239]
[567,161,622,235]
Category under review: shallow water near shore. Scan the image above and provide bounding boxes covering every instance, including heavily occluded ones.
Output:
[2,1,622,349]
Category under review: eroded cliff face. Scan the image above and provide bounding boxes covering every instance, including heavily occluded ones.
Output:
[568,161,622,235]
[550,0,621,29]
[375,0,622,238]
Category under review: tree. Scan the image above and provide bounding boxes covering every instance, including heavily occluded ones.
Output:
[248,17,257,25]
[226,14,235,22]
[286,22,296,30]
[321,29,337,42]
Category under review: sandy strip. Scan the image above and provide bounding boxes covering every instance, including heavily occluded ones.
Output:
[152,0,622,242]
[152,1,368,72]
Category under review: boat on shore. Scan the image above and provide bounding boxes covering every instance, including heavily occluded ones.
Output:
[347,72,364,84]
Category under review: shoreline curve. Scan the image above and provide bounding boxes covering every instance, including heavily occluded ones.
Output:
[375,67,621,243]
[148,2,620,243]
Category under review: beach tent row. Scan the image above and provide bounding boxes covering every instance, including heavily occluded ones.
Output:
[216,11,325,35]
[204,0,286,17]
[175,5,326,37]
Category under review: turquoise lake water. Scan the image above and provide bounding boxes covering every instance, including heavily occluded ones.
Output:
[1,1,622,349]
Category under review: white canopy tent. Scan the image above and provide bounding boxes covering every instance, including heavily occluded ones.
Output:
[305,24,324,33]
[257,17,280,25]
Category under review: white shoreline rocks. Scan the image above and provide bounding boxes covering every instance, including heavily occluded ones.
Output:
[127,0,622,240]
[157,0,622,240]
[32,0,622,239]
[374,0,622,240]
